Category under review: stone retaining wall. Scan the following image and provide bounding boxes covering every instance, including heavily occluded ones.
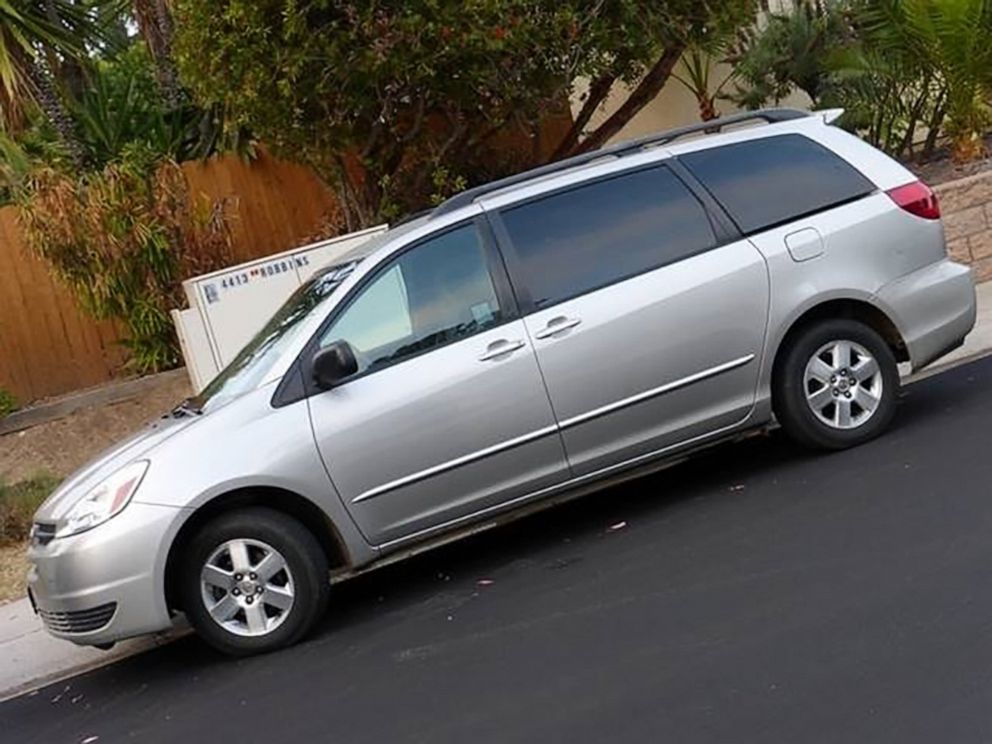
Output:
[936,171,992,282]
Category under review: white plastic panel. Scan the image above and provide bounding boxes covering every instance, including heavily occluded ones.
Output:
[172,307,218,393]
[174,224,388,388]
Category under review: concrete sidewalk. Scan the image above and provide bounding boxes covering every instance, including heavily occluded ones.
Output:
[0,599,178,703]
[2,280,992,702]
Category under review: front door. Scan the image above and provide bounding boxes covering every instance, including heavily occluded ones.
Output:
[307,220,569,546]
[490,165,770,477]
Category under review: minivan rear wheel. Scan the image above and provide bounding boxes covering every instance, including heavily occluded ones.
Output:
[180,507,329,656]
[774,318,899,450]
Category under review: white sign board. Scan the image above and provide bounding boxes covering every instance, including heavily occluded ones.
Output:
[174,224,388,392]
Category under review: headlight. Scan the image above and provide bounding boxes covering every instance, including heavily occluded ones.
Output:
[56,461,149,539]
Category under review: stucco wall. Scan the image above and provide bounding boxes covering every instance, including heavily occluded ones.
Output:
[571,1,810,143]
[571,63,812,146]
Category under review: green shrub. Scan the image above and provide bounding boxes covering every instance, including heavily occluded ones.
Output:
[859,0,992,163]
[173,0,759,228]
[0,388,16,417]
[0,475,60,546]
[20,147,234,373]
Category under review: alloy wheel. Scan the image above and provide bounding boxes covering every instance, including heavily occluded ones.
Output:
[200,538,296,637]
[803,339,883,430]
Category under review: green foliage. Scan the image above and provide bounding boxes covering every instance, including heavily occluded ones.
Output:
[0,388,17,417]
[0,474,60,545]
[173,0,759,227]
[858,0,992,161]
[6,31,251,372]
[0,1,107,103]
[728,0,856,109]
[0,133,33,202]
[72,44,254,168]
[731,0,992,162]
[829,42,947,159]
[0,0,124,166]
[20,148,234,373]
[672,48,734,122]
[429,166,468,207]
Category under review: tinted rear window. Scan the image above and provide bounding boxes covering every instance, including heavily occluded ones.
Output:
[680,133,875,234]
[499,166,716,308]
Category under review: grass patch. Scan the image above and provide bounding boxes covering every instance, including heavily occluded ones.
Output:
[0,542,29,604]
[0,474,60,546]
[0,388,15,417]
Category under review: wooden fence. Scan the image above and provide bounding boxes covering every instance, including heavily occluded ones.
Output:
[0,105,573,405]
[0,152,338,404]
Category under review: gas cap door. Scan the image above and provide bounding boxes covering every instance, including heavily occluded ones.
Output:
[784,227,824,262]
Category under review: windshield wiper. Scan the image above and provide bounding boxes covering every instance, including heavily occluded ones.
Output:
[171,398,203,418]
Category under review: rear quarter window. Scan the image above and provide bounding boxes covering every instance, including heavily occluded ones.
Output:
[680,133,875,234]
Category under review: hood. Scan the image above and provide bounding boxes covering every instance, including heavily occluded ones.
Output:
[34,412,198,523]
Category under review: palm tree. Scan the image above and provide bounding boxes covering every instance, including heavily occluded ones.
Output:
[861,0,992,162]
[726,0,855,110]
[132,0,180,106]
[0,1,107,165]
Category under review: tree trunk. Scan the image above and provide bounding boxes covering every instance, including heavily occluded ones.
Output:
[548,73,616,162]
[564,44,686,157]
[922,93,947,161]
[134,0,182,107]
[698,95,720,122]
[24,60,84,167]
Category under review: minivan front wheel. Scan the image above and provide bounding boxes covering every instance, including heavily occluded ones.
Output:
[774,319,899,450]
[181,507,330,656]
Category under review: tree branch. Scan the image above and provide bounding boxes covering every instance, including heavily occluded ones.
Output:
[548,72,616,162]
[569,44,686,156]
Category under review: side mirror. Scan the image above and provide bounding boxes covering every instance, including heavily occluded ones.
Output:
[312,341,359,389]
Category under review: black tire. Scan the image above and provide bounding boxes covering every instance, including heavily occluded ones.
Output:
[773,318,899,451]
[180,507,330,656]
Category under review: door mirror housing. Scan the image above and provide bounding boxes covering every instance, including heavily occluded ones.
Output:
[312,341,359,389]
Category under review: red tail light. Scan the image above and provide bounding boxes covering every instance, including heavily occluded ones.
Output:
[886,181,941,220]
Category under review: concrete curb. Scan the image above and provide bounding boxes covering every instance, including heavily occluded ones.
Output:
[907,346,992,383]
[0,369,189,437]
[0,598,186,703]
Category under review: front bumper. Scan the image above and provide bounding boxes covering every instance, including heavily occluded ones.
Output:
[875,258,977,371]
[27,501,182,646]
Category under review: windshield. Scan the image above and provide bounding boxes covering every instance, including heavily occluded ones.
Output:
[188,260,362,412]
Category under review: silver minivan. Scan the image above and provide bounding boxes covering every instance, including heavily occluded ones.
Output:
[28,109,976,655]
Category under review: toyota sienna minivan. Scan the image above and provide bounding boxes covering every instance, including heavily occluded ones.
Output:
[27,109,976,655]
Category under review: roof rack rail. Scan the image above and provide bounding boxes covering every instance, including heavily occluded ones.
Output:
[432,108,810,218]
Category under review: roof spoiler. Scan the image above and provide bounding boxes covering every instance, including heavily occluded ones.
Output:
[818,108,845,125]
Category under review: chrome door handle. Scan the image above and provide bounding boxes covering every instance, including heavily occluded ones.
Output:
[479,339,526,361]
[534,316,582,339]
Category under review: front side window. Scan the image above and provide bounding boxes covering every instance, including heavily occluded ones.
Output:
[319,223,503,375]
[498,166,716,309]
[191,260,360,412]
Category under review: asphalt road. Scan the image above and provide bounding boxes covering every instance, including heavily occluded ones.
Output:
[5,356,992,743]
